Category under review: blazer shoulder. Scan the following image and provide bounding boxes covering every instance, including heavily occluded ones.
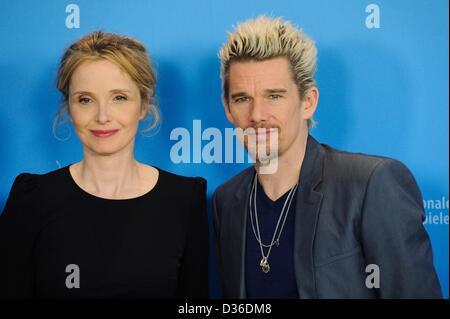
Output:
[214,166,254,200]
[321,144,410,182]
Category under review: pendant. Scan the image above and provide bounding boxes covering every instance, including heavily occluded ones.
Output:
[260,257,270,273]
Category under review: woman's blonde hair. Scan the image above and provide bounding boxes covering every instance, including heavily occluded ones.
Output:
[54,31,160,136]
[219,16,317,128]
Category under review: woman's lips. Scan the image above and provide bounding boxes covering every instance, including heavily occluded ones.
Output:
[90,129,119,138]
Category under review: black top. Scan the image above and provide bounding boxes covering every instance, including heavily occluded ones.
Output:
[0,165,209,299]
[245,179,298,298]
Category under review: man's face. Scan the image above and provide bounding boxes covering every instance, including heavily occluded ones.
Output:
[224,56,317,162]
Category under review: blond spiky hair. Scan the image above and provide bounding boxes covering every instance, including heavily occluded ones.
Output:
[219,16,318,128]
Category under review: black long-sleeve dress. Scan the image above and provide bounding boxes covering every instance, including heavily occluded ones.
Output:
[0,165,209,298]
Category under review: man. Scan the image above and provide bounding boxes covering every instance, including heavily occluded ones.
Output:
[213,16,442,299]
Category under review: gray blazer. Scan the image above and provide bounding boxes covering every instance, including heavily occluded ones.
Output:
[213,135,442,298]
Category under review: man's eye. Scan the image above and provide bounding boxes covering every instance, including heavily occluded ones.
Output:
[79,97,92,104]
[234,96,249,103]
[114,95,127,101]
[269,94,282,100]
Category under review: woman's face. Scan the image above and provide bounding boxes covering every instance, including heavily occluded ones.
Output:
[68,59,147,156]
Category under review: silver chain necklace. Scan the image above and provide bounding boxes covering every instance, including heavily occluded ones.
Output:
[249,173,298,273]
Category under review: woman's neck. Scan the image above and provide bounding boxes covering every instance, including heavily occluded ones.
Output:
[73,144,143,199]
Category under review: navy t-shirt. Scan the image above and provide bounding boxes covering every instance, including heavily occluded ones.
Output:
[245,180,298,298]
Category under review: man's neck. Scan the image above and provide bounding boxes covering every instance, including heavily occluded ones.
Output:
[256,133,308,201]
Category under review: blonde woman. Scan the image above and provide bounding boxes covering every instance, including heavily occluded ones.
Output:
[0,31,208,298]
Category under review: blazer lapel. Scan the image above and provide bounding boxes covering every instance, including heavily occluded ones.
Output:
[294,135,325,298]
[228,168,255,298]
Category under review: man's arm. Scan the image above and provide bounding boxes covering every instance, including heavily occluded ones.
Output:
[212,188,226,298]
[360,159,442,298]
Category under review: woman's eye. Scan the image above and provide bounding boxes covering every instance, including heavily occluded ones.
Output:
[114,95,127,101]
[79,97,92,104]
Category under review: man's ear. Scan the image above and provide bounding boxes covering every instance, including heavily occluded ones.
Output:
[302,87,319,120]
[222,95,235,125]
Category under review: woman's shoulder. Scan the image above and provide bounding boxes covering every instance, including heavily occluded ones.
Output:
[7,173,40,201]
[153,168,207,222]
[1,167,72,237]
[8,166,69,199]
[152,168,207,203]
[155,167,206,196]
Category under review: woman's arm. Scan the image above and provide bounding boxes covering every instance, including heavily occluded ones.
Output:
[176,177,209,299]
[0,173,39,298]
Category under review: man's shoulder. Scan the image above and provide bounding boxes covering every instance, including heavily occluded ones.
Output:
[213,140,414,198]
[321,143,412,183]
[323,144,388,169]
[214,166,254,201]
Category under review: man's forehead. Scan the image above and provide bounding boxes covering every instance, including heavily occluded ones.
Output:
[228,58,294,91]
[230,57,290,73]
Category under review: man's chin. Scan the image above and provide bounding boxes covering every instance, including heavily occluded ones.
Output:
[246,151,280,174]
[246,149,279,163]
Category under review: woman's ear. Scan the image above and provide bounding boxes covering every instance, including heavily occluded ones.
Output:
[140,91,152,120]
[140,103,150,120]
[66,103,73,122]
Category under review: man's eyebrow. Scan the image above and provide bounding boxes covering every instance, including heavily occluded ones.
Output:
[230,88,288,99]
[230,92,248,99]
[265,88,287,94]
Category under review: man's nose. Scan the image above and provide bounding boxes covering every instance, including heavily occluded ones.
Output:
[249,98,268,124]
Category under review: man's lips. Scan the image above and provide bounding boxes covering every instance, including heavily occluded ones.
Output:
[244,128,279,135]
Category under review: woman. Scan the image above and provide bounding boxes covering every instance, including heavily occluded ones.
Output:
[0,31,208,298]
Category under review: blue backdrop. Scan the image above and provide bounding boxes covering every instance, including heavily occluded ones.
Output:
[0,0,448,298]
